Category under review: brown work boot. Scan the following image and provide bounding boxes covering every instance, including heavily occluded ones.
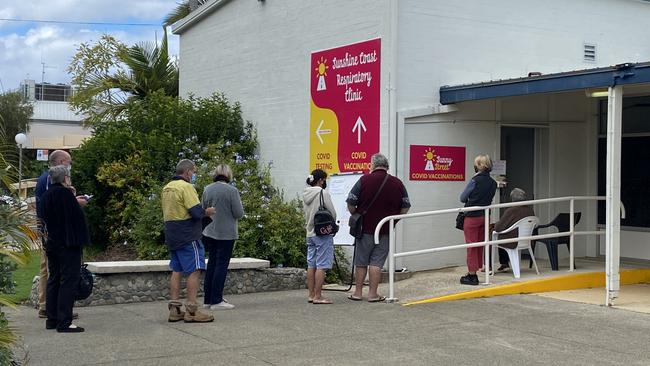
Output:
[168,301,185,322]
[183,302,214,323]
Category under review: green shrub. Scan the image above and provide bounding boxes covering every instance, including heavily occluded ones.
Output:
[0,256,16,296]
[73,92,307,266]
[0,311,12,364]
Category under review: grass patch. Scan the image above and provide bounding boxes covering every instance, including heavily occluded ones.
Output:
[7,251,41,304]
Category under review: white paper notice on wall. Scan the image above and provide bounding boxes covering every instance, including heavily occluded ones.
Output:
[36,149,49,161]
[492,160,506,176]
[328,172,363,246]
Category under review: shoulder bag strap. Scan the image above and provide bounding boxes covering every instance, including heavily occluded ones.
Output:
[319,188,326,210]
[361,174,389,216]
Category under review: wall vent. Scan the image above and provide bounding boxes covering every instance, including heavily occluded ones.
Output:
[584,44,596,62]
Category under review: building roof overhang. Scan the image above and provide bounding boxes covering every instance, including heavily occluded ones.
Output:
[171,0,234,35]
[439,62,650,105]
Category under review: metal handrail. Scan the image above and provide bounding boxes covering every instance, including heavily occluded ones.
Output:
[373,196,623,302]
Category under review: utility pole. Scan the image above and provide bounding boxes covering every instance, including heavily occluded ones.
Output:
[41,62,45,100]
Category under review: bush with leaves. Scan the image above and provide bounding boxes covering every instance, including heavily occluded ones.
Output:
[73,92,306,266]
[0,124,35,364]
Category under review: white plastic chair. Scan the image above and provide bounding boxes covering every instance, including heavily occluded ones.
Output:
[491,216,540,279]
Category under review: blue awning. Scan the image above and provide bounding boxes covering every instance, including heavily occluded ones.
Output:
[440,62,650,105]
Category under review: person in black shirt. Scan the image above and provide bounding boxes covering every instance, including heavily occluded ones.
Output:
[41,165,90,332]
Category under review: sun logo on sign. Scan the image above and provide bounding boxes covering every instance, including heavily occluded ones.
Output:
[423,148,437,171]
[315,56,328,91]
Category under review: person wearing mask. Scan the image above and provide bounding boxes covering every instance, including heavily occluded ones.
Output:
[41,165,90,332]
[346,153,411,302]
[162,159,215,323]
[34,150,87,319]
[201,164,244,310]
[302,169,337,304]
[459,154,497,285]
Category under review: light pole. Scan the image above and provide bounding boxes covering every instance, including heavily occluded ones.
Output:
[14,133,27,200]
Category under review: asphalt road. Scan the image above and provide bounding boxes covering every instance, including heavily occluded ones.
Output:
[8,288,650,366]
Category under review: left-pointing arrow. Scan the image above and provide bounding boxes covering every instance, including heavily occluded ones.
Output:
[316,120,332,144]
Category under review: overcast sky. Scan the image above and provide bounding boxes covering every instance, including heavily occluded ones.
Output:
[0,1,180,93]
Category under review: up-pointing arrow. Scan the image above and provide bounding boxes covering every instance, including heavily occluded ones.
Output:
[316,120,332,144]
[351,116,366,144]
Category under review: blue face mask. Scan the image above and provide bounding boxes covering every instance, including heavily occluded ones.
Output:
[190,173,197,184]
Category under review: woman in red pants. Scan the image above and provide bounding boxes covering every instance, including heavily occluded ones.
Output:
[459,154,497,285]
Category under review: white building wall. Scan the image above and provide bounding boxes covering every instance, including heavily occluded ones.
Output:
[393,0,650,269]
[176,0,650,270]
[177,0,391,198]
[26,101,90,149]
[32,101,84,122]
[401,118,498,270]
[396,0,650,109]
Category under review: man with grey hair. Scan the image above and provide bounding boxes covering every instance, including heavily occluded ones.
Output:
[41,165,90,332]
[346,153,410,302]
[34,150,87,319]
[162,159,216,323]
[490,188,535,273]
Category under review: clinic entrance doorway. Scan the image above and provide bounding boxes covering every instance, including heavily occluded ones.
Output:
[499,126,536,206]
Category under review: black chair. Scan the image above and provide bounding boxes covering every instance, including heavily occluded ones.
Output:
[530,212,582,271]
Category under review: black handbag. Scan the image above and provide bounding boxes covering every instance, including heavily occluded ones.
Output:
[348,174,389,239]
[455,212,465,231]
[348,212,364,239]
[76,264,94,301]
[314,190,338,236]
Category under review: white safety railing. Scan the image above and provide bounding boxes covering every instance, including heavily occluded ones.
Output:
[374,196,625,302]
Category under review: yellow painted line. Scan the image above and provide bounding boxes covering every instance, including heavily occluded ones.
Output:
[404,268,650,306]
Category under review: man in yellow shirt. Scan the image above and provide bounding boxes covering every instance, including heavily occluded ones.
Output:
[162,159,215,323]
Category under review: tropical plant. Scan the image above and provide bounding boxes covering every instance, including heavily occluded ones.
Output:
[162,0,209,27]
[68,31,178,126]
[0,121,35,361]
[0,91,33,147]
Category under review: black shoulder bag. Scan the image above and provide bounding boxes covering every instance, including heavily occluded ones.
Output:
[348,174,389,239]
[76,263,94,301]
[314,189,338,236]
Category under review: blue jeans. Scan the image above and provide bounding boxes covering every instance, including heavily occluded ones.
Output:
[203,236,235,305]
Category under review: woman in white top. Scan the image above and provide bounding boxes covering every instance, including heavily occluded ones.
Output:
[302,169,337,304]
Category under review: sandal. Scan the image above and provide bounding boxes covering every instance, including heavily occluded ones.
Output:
[368,296,386,303]
[347,295,363,301]
[312,298,333,304]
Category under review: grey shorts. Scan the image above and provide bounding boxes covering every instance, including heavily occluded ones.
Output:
[354,234,389,268]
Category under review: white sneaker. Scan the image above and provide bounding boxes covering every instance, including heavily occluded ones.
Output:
[202,304,211,309]
[210,300,235,310]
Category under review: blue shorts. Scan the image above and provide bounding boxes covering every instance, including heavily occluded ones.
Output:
[170,240,206,274]
[307,235,334,269]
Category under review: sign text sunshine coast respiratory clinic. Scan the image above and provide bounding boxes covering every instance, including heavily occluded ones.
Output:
[309,39,381,174]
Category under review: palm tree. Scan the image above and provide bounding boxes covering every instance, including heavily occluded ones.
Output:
[163,0,209,27]
[68,29,179,125]
[0,119,35,352]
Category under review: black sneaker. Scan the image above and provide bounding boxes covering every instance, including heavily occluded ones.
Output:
[460,273,479,286]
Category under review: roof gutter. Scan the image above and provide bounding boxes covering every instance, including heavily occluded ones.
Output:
[171,0,233,35]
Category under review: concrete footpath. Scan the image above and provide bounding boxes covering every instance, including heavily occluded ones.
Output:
[8,287,650,365]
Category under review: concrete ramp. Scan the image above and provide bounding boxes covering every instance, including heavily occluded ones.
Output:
[404,269,650,306]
